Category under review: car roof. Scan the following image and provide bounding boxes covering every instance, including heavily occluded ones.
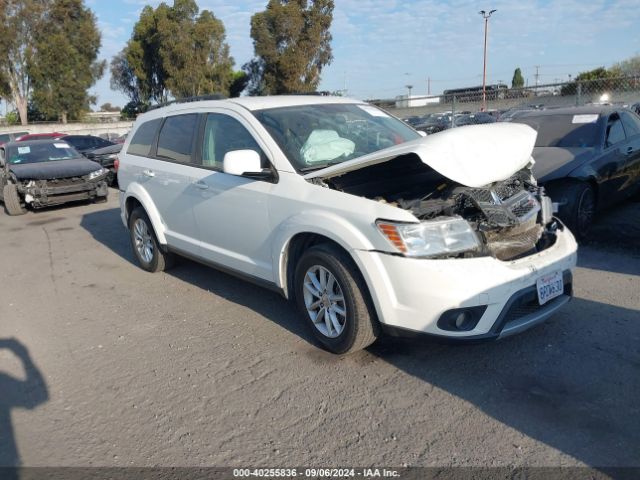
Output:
[3,139,75,148]
[138,95,366,120]
[516,105,619,118]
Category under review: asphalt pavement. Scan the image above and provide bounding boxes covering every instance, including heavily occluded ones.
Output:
[0,193,638,469]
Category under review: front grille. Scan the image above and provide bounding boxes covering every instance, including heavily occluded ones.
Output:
[496,272,573,333]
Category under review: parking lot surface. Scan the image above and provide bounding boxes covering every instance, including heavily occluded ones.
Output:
[0,193,638,468]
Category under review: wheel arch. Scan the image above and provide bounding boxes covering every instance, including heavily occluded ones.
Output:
[121,184,167,245]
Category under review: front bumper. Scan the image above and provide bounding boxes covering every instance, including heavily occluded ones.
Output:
[352,226,578,340]
[22,179,109,208]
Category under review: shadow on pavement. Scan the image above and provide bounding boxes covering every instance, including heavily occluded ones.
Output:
[0,338,49,473]
[80,207,640,468]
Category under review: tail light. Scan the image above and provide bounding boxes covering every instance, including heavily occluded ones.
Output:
[114,157,120,171]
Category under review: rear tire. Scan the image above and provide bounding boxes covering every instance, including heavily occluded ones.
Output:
[128,207,174,272]
[547,181,595,240]
[294,243,379,354]
[3,184,27,216]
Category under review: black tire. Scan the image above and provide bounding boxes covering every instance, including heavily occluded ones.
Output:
[547,181,595,240]
[3,184,27,216]
[128,207,174,272]
[294,243,379,354]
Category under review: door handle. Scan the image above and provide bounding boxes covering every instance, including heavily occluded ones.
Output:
[626,146,634,155]
[142,169,155,178]
[193,180,209,190]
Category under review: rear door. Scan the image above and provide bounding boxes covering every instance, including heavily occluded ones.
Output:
[190,111,275,281]
[123,115,200,254]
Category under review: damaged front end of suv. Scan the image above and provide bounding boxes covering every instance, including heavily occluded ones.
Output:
[306,123,561,262]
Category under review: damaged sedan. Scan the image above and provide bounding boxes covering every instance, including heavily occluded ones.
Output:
[118,96,577,354]
[0,139,109,215]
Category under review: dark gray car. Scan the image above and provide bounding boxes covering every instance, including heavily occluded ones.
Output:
[513,106,640,238]
[0,139,109,215]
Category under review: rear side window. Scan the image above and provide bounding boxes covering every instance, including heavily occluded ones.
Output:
[127,118,162,157]
[157,114,198,163]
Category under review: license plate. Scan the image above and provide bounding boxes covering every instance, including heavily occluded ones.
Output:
[536,271,564,305]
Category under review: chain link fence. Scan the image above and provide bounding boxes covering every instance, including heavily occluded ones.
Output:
[371,75,640,132]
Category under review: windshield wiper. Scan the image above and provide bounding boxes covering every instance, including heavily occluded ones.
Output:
[299,160,345,173]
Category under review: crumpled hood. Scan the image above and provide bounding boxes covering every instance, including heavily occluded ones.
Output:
[9,158,102,181]
[304,123,538,188]
[531,147,596,183]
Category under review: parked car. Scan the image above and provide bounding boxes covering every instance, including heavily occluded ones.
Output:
[513,106,640,238]
[414,114,452,135]
[631,102,640,116]
[59,135,115,155]
[118,96,577,354]
[0,139,109,215]
[16,132,66,141]
[0,132,29,146]
[85,143,122,186]
[402,115,424,127]
[454,112,497,127]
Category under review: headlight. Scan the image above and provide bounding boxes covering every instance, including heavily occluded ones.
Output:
[87,168,108,180]
[377,217,480,257]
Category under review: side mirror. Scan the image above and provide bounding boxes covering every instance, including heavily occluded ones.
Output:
[223,150,262,176]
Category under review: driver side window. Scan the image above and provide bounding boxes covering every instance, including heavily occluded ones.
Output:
[605,115,626,148]
[201,114,264,170]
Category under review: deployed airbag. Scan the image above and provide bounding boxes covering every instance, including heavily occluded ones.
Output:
[301,130,355,164]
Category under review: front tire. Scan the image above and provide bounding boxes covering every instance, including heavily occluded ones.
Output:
[3,184,27,216]
[294,244,379,354]
[128,207,174,272]
[548,182,595,240]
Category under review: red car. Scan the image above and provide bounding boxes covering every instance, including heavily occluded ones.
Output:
[16,132,66,141]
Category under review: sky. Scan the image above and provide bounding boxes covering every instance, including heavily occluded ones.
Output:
[86,0,640,107]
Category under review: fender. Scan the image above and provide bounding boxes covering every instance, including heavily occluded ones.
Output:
[270,209,379,293]
[122,183,168,245]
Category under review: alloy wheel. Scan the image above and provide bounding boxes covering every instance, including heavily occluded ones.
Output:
[303,265,347,338]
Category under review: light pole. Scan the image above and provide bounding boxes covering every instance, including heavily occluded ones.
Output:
[479,9,496,111]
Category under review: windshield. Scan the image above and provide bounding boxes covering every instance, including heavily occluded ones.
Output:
[6,142,82,165]
[514,114,601,148]
[253,103,420,171]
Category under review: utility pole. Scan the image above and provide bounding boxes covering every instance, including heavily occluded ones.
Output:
[427,77,431,96]
[535,65,540,89]
[479,9,497,112]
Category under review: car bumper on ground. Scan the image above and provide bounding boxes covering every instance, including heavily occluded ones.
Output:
[352,226,578,340]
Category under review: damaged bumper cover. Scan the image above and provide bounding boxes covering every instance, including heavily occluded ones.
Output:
[19,176,109,208]
[352,222,577,340]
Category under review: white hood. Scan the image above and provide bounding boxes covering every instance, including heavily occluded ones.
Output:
[303,123,538,188]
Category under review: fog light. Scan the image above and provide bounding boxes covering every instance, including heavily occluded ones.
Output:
[437,306,487,332]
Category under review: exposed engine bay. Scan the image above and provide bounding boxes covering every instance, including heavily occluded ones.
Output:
[312,154,558,261]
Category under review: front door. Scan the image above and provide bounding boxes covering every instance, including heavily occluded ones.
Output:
[190,112,275,282]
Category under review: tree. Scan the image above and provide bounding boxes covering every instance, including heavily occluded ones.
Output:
[29,0,105,123]
[229,71,249,97]
[247,0,334,95]
[112,0,234,103]
[612,54,640,77]
[511,67,524,89]
[0,0,48,125]
[100,103,121,112]
[560,67,618,96]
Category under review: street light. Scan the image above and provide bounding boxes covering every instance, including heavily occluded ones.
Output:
[479,9,496,111]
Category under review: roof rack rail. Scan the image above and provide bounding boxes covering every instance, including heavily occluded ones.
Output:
[148,94,226,111]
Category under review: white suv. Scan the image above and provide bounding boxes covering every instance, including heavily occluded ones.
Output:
[118,96,577,354]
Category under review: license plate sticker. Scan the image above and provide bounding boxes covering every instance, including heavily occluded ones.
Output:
[536,271,564,305]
